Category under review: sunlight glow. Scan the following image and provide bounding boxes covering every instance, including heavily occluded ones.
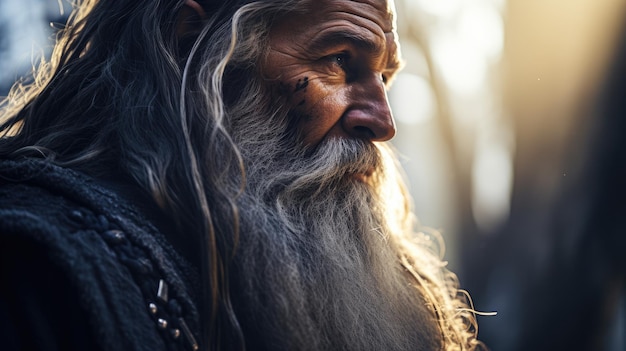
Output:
[430,3,504,96]
[458,5,504,63]
[431,29,488,95]
[471,141,513,232]
[413,0,461,18]
[389,73,436,126]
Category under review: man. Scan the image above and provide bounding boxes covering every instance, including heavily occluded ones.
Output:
[0,0,482,350]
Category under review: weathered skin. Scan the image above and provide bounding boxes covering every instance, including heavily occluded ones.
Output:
[262,0,402,147]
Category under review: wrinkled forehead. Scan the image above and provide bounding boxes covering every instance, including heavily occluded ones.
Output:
[274,0,399,43]
[301,0,397,30]
[267,0,402,74]
[354,0,397,27]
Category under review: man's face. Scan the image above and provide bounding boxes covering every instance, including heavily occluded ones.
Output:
[262,0,402,148]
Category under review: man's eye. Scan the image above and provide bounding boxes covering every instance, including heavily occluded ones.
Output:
[329,53,350,69]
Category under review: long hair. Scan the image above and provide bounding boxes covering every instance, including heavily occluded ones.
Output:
[0,0,482,349]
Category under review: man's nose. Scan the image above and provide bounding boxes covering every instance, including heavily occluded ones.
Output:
[341,75,396,142]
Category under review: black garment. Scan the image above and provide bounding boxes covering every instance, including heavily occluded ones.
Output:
[0,159,202,351]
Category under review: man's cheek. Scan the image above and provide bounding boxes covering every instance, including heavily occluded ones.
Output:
[274,76,307,105]
[289,76,310,108]
[288,105,315,125]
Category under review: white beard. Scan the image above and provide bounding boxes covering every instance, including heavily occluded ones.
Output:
[230,137,443,350]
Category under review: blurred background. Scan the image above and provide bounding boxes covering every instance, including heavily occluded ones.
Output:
[1,0,624,350]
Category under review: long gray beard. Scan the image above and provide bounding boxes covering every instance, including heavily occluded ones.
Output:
[230,136,442,351]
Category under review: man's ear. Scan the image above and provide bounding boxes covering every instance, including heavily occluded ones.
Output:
[176,0,207,39]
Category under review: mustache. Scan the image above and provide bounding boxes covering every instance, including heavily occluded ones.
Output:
[276,137,383,190]
[305,138,381,175]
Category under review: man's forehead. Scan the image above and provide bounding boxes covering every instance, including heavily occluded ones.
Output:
[269,0,402,73]
[299,0,397,28]
[283,0,398,39]
[349,0,397,22]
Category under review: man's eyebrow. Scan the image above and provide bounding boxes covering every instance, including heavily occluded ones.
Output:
[308,30,404,74]
[308,30,383,55]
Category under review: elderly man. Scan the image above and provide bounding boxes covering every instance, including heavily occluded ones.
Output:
[0,0,482,350]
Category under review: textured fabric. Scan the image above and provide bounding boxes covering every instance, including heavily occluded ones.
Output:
[0,159,202,351]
